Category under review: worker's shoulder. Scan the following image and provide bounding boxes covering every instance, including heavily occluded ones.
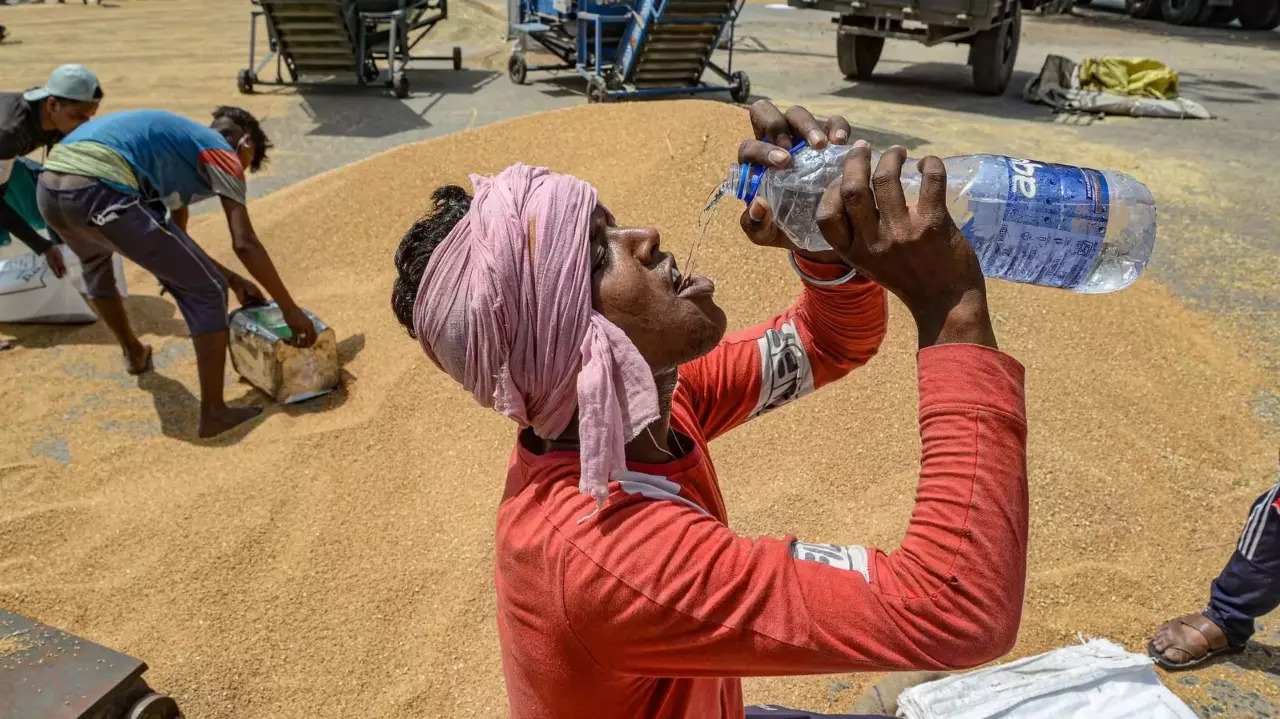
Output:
[0,91,25,114]
[0,92,31,151]
[88,109,207,135]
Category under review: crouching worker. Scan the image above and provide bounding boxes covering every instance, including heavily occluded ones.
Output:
[390,100,1029,718]
[1,64,104,278]
[37,106,317,438]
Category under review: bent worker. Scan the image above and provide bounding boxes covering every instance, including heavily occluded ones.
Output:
[1,64,103,279]
[389,100,1029,718]
[36,106,317,438]
[1149,455,1280,670]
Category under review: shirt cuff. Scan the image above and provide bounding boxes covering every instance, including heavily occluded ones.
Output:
[792,254,872,285]
[918,344,1026,421]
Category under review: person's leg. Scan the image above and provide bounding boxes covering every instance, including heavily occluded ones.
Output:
[91,197,259,437]
[36,177,151,372]
[87,297,152,373]
[1150,473,1280,669]
[189,330,259,437]
[1205,476,1280,643]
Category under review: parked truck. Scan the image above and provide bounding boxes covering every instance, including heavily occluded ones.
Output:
[1120,0,1279,29]
[787,0,1050,95]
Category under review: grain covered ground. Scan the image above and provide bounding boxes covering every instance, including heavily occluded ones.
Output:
[0,100,1276,716]
[2,1,1279,718]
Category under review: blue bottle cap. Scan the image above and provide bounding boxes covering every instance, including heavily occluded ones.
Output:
[736,139,808,206]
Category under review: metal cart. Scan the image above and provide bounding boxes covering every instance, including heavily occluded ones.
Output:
[238,0,464,99]
[788,0,1049,95]
[506,0,751,103]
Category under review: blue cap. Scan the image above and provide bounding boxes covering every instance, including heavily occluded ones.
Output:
[24,64,101,103]
[736,139,808,206]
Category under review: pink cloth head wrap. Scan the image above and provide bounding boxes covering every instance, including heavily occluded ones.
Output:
[412,163,660,504]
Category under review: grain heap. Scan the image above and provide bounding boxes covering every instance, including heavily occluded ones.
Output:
[0,101,1275,717]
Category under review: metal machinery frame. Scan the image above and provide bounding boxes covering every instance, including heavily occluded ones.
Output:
[238,0,464,99]
[0,609,181,719]
[506,0,750,103]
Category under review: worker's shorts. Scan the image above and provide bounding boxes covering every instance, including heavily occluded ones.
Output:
[36,177,229,337]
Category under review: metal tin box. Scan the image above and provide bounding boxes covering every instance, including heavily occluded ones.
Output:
[228,304,340,404]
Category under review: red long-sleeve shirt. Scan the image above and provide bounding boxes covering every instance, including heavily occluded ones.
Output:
[495,258,1028,719]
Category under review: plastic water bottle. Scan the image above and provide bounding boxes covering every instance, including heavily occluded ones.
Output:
[724,142,1156,293]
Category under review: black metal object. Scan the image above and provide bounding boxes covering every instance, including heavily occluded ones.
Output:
[0,610,179,719]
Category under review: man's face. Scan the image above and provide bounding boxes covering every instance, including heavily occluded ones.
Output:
[47,98,98,135]
[588,205,728,374]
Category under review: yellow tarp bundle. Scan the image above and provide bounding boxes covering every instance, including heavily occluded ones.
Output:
[1078,57,1180,100]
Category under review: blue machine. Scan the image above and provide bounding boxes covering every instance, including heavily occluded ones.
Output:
[506,0,750,102]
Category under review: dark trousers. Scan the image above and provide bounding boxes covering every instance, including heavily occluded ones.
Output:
[36,176,229,337]
[1205,474,1280,647]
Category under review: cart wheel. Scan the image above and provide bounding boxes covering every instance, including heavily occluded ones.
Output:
[586,77,609,104]
[729,71,751,104]
[236,69,254,95]
[1234,0,1280,27]
[127,693,180,719]
[836,32,884,80]
[452,46,463,71]
[971,2,1019,96]
[1160,0,1204,24]
[1125,0,1163,17]
[507,53,528,85]
[392,72,410,99]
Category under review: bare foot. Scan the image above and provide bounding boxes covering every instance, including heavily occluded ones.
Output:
[198,405,262,438]
[125,343,153,375]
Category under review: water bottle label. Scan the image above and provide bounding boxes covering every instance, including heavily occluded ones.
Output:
[967,159,1109,290]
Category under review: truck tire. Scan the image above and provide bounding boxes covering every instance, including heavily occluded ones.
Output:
[1126,0,1163,16]
[1160,0,1204,24]
[971,3,1020,96]
[1195,1,1236,23]
[837,32,884,80]
[1234,0,1280,27]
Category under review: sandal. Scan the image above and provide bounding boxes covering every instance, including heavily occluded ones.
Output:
[1148,613,1243,670]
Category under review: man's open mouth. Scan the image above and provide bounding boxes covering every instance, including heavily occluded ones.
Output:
[666,257,714,299]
